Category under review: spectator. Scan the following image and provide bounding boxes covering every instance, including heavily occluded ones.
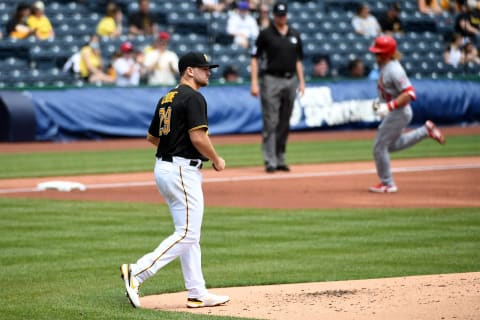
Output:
[378,2,403,35]
[256,4,271,30]
[467,0,480,10]
[452,0,466,13]
[5,2,34,40]
[96,2,123,38]
[311,54,331,78]
[250,0,276,7]
[113,41,143,86]
[79,34,115,84]
[463,41,480,63]
[454,0,480,44]
[226,1,259,48]
[196,0,234,13]
[26,1,54,40]
[444,32,464,66]
[143,31,179,86]
[440,0,454,11]
[352,3,381,38]
[418,0,444,14]
[128,0,158,37]
[346,58,366,78]
[220,64,243,83]
[442,0,460,12]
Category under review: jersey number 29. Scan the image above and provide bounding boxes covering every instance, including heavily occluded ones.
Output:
[158,107,171,136]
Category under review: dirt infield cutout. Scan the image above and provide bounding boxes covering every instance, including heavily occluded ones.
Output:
[140,272,480,320]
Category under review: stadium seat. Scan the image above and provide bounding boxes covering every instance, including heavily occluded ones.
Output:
[1,56,29,69]
[0,0,477,88]
[403,15,437,33]
[466,62,480,75]
[324,0,361,13]
[170,16,208,35]
[351,41,367,55]
[312,11,325,22]
[295,11,312,23]
[330,53,346,68]
[414,41,429,54]
[303,43,319,57]
[364,52,375,66]
[318,42,334,55]
[288,2,303,15]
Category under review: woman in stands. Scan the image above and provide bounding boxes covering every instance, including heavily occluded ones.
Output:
[417,0,450,15]
[351,3,381,38]
[463,41,480,64]
[96,2,123,38]
[79,35,115,84]
[5,2,34,39]
[26,1,54,40]
[443,32,465,67]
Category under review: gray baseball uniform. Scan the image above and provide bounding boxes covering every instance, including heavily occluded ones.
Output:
[373,60,429,186]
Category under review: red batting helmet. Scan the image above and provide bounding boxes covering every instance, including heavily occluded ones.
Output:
[369,35,397,57]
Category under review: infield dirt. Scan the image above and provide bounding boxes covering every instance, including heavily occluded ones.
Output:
[141,272,480,320]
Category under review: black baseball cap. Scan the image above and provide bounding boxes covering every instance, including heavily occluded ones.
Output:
[273,2,288,16]
[178,52,219,73]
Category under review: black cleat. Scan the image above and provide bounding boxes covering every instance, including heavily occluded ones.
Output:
[276,165,290,172]
[265,165,276,173]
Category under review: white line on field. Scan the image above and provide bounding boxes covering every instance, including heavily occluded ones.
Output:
[0,163,478,194]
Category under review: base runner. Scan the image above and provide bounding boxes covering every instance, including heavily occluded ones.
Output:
[368,35,445,193]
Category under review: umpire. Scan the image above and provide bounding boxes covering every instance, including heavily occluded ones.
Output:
[250,1,305,173]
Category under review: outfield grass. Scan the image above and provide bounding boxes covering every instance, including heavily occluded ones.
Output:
[0,198,479,320]
[1,134,479,179]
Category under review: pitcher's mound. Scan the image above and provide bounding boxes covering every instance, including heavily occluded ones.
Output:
[140,272,480,320]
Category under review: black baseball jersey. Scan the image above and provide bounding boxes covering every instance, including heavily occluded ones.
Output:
[251,24,303,74]
[148,84,209,160]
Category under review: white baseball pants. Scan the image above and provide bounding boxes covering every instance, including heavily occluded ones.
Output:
[130,157,208,298]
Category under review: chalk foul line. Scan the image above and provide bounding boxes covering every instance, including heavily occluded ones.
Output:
[0,163,478,194]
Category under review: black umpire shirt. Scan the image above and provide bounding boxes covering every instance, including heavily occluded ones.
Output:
[252,23,303,76]
[148,84,209,161]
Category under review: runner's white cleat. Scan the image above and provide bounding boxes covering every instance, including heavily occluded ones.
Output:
[187,293,230,308]
[120,264,141,308]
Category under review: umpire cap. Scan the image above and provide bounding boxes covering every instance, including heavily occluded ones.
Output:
[178,52,219,73]
[273,2,288,16]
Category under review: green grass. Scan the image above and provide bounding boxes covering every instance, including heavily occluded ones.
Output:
[1,134,479,179]
[1,133,479,319]
[0,198,479,320]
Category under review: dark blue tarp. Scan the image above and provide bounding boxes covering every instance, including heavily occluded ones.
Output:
[28,79,480,141]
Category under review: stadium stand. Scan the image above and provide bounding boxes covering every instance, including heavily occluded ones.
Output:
[0,0,479,88]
